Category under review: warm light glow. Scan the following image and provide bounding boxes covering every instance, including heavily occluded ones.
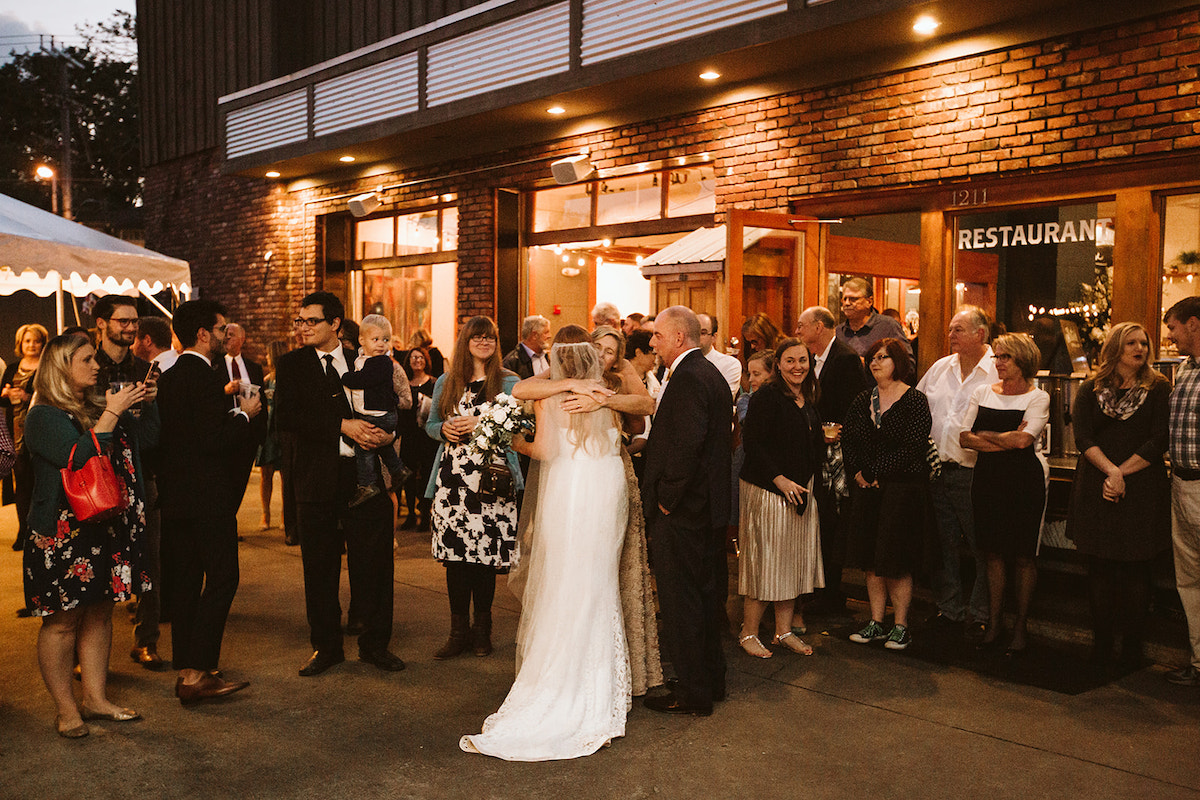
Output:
[547,105,566,115]
[699,71,721,81]
[677,157,687,165]
[265,171,281,178]
[913,16,940,35]
[35,165,54,179]
[339,155,356,162]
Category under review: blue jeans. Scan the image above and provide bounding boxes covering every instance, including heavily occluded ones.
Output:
[354,410,402,487]
[930,465,989,623]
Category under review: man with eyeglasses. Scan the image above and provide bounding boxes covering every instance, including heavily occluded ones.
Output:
[276,292,406,677]
[696,313,742,400]
[835,277,912,362]
[93,295,166,670]
[916,306,997,639]
[94,295,153,391]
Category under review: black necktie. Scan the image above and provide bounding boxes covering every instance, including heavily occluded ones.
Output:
[325,354,351,419]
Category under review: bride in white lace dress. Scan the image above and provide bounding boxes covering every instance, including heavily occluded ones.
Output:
[460,342,630,761]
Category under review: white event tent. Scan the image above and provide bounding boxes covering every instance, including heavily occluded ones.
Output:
[0,192,191,330]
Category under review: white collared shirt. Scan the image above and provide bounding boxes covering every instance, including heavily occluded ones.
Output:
[916,347,998,467]
[704,347,743,400]
[317,344,355,457]
[522,342,549,376]
[225,352,249,384]
[154,349,179,373]
[657,347,700,410]
[814,335,835,378]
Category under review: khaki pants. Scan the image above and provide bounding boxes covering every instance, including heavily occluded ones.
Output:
[1170,477,1200,669]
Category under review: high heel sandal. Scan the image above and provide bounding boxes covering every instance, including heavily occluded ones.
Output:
[773,631,814,656]
[738,634,773,659]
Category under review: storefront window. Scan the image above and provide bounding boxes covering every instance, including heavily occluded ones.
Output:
[441,206,459,251]
[533,184,591,232]
[954,201,1115,372]
[666,165,716,217]
[527,236,661,330]
[531,165,717,233]
[364,263,457,356]
[1161,192,1200,358]
[597,174,660,226]
[356,217,394,260]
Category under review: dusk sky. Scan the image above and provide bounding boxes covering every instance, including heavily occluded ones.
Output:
[1,1,133,54]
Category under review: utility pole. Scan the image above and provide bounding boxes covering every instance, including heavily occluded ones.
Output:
[41,37,84,221]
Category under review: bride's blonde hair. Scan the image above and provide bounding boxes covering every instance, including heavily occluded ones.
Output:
[549,342,617,455]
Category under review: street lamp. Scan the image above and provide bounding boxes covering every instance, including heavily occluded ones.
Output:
[35,165,59,215]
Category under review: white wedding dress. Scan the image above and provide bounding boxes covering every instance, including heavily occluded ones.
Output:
[460,398,630,761]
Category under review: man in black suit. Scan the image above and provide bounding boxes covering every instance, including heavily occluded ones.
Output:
[797,306,870,613]
[158,299,261,705]
[217,323,268,514]
[641,305,731,716]
[275,291,405,677]
[501,314,551,379]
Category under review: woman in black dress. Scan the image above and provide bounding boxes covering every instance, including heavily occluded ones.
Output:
[399,347,437,530]
[2,322,47,553]
[960,333,1050,655]
[843,337,932,653]
[1066,322,1171,666]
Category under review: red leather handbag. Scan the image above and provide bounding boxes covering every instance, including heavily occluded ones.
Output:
[60,431,128,523]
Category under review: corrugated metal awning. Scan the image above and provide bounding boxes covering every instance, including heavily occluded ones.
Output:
[639,225,773,276]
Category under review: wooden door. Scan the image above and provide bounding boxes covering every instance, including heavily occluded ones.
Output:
[655,275,718,317]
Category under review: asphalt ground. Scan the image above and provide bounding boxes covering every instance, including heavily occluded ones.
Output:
[0,471,1198,800]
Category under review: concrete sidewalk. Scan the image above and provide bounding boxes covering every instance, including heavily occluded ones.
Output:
[0,471,1197,800]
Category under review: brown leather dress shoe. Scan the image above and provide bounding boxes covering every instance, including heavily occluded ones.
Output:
[130,646,166,671]
[175,672,250,706]
[358,649,406,671]
[643,692,713,717]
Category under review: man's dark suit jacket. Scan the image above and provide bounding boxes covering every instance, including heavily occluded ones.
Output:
[219,355,268,449]
[274,345,357,504]
[157,352,251,519]
[642,349,732,529]
[501,345,535,380]
[818,337,869,426]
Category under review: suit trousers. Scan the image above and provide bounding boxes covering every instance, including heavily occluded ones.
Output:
[648,510,726,708]
[133,476,162,648]
[1170,476,1200,669]
[161,512,239,671]
[297,458,394,656]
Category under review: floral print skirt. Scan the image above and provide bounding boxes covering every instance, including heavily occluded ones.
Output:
[431,442,518,569]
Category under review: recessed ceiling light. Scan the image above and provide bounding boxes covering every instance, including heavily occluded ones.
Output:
[547,105,566,115]
[339,155,356,163]
[699,71,721,81]
[913,16,940,35]
[265,171,281,178]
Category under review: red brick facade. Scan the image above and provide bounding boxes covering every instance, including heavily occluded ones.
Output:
[144,7,1200,359]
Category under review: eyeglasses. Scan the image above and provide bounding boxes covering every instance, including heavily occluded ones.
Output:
[994,353,1014,361]
[869,353,892,363]
[293,316,329,328]
[699,330,713,337]
[470,334,497,342]
[108,317,139,327]
[841,296,869,306]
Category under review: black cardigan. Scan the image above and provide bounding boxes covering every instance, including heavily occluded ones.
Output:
[739,381,824,496]
[842,386,932,484]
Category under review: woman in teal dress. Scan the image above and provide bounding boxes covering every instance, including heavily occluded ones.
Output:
[23,334,157,738]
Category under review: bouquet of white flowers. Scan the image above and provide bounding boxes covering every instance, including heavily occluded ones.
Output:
[466,393,534,461]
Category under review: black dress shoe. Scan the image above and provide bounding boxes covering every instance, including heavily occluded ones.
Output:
[359,649,406,671]
[664,678,725,702]
[298,650,345,677]
[643,692,712,716]
[284,533,299,547]
[130,645,166,671]
[343,620,366,636]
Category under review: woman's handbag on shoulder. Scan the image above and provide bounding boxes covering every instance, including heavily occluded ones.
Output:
[60,431,128,523]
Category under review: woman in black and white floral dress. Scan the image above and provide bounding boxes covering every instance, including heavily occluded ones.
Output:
[425,316,524,660]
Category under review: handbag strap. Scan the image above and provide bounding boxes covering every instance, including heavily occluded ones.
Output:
[65,430,105,472]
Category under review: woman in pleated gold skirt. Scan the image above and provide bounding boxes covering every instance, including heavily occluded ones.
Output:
[736,338,826,659]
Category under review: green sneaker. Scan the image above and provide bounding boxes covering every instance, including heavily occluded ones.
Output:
[884,624,912,650]
[849,620,888,644]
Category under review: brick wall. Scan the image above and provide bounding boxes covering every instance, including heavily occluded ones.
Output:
[145,7,1200,347]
